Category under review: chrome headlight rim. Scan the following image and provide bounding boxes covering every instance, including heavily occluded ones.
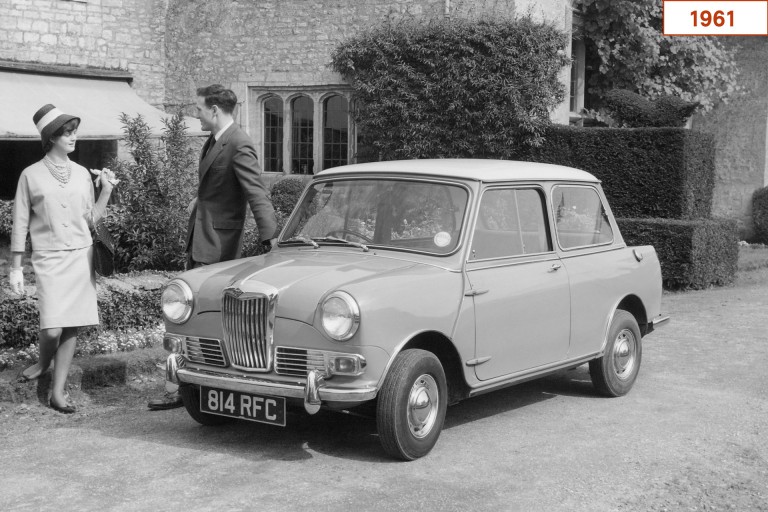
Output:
[320,291,360,342]
[162,279,194,324]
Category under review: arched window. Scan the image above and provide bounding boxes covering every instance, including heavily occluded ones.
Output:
[291,96,314,174]
[323,95,348,170]
[263,97,283,173]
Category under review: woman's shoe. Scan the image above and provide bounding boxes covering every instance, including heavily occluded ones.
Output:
[50,400,76,414]
[18,365,43,383]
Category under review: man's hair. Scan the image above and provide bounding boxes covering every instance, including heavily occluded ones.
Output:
[196,84,238,114]
[43,118,80,154]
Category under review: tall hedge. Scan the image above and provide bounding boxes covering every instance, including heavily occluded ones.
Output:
[619,218,738,289]
[331,16,569,160]
[752,186,768,243]
[521,126,715,220]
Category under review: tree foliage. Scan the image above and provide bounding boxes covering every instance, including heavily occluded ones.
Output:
[108,112,197,271]
[330,16,570,160]
[576,0,739,111]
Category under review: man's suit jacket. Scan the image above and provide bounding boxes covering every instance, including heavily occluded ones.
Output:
[186,123,277,264]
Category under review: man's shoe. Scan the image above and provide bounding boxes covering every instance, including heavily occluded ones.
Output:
[147,391,183,410]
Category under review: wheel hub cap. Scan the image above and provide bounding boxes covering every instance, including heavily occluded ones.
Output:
[407,374,439,439]
[612,329,637,381]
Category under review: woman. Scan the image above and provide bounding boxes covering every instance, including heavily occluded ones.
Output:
[9,104,116,414]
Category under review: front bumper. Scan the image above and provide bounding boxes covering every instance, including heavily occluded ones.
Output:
[175,367,378,414]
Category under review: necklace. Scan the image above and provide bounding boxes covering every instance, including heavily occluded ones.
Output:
[43,156,72,184]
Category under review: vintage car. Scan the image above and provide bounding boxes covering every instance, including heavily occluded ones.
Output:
[160,159,668,460]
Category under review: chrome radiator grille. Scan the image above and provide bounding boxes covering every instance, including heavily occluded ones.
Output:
[221,291,274,371]
[184,337,226,367]
[275,347,327,377]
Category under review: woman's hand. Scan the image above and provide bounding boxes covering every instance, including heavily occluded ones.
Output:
[9,268,24,295]
[90,168,120,193]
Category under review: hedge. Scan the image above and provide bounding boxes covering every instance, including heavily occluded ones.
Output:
[0,272,172,349]
[618,217,738,290]
[521,126,715,220]
[752,186,768,244]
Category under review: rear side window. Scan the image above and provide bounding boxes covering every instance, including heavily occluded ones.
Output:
[552,186,613,249]
[470,188,551,260]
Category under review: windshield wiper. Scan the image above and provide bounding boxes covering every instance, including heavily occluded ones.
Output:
[313,236,369,252]
[280,235,319,248]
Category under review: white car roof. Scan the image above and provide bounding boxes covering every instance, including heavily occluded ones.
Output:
[316,159,599,183]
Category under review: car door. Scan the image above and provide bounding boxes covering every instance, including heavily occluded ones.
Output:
[466,186,571,381]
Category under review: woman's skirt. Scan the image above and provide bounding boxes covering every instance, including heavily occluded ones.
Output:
[32,246,99,329]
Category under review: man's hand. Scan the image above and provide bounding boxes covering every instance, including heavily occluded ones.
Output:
[9,268,24,295]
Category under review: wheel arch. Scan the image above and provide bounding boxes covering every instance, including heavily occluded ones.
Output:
[616,294,649,335]
[393,331,470,405]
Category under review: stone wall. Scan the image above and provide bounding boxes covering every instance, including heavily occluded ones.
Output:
[163,0,571,122]
[0,0,167,106]
[692,38,768,240]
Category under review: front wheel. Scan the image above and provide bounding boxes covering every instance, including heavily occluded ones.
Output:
[589,310,642,397]
[376,349,448,461]
[179,385,232,426]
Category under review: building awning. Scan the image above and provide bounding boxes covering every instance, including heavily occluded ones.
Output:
[0,70,202,140]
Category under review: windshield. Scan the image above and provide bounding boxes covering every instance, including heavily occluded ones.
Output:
[281,178,469,255]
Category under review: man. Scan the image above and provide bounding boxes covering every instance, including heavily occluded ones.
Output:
[148,84,278,410]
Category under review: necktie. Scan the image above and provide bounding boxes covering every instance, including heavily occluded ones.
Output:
[205,136,215,158]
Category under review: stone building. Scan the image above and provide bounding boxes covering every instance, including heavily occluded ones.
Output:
[0,0,764,238]
[0,0,572,194]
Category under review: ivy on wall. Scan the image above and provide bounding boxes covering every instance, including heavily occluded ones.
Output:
[575,0,740,111]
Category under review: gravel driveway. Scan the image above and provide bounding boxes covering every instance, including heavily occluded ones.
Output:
[0,270,766,511]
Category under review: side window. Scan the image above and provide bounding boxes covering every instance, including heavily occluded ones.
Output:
[471,188,550,260]
[552,186,614,249]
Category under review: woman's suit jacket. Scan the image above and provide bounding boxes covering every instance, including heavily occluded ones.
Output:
[186,123,277,264]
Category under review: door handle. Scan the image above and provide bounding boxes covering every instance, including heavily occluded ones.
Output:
[548,263,562,272]
[464,289,489,297]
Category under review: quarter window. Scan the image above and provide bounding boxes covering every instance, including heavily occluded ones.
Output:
[552,186,614,249]
[471,188,550,260]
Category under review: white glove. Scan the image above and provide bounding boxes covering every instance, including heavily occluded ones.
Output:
[9,268,24,295]
[89,167,120,187]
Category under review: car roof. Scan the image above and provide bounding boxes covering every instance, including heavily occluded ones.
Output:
[315,159,599,183]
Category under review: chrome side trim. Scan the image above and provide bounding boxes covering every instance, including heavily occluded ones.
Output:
[467,353,599,397]
[652,315,670,328]
[176,368,378,402]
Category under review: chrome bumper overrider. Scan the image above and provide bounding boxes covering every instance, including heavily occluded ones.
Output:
[175,368,377,415]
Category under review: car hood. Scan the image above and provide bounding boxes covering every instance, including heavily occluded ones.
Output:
[189,249,421,324]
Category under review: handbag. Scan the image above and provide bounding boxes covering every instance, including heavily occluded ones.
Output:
[92,219,115,277]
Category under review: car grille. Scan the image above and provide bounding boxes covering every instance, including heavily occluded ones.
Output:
[184,337,226,367]
[221,292,273,371]
[275,347,327,377]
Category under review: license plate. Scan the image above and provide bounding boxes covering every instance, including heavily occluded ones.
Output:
[199,386,286,426]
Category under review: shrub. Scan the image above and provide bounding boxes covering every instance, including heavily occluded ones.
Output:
[521,126,715,220]
[108,111,197,272]
[751,187,768,243]
[331,15,569,160]
[603,89,699,128]
[270,177,307,217]
[619,217,738,289]
[0,200,12,239]
[0,272,172,349]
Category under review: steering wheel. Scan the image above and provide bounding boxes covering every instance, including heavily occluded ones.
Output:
[325,229,374,243]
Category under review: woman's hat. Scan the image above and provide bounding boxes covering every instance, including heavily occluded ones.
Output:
[32,104,80,149]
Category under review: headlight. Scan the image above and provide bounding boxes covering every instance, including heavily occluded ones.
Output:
[321,291,360,341]
[162,279,193,324]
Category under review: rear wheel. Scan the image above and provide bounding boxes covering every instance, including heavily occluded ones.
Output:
[179,385,232,426]
[590,310,642,397]
[376,349,448,461]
